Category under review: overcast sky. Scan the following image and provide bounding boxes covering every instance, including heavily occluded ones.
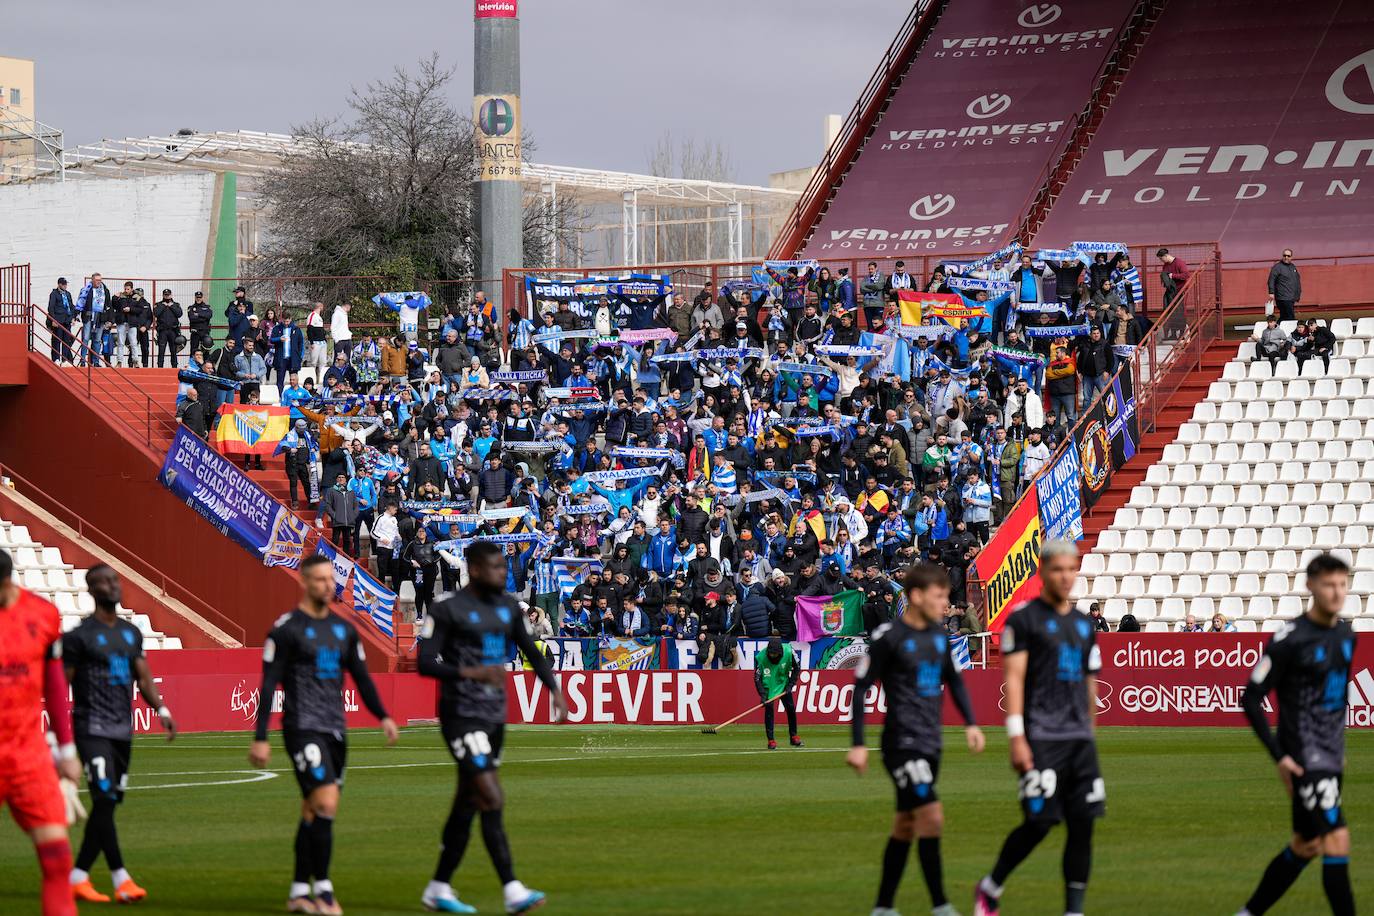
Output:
[12,0,910,185]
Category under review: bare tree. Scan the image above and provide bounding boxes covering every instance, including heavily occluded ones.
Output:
[259,55,478,292]
[645,132,736,263]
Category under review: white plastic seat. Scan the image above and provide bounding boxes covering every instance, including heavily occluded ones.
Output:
[1158,598,1187,622]
[1303,504,1331,527]
[1220,506,1250,529]
[1344,525,1371,548]
[1211,485,1237,507]
[1187,551,1216,575]
[1215,551,1243,574]
[1080,554,1106,577]
[1351,440,1374,461]
[1145,464,1171,486]
[1339,378,1364,400]
[1257,379,1284,402]
[1281,421,1308,441]
[1253,421,1281,443]
[1233,572,1261,595]
[1298,399,1325,420]
[1144,621,1170,632]
[1106,552,1135,576]
[1241,549,1271,574]
[1288,526,1314,549]
[1149,529,1177,552]
[1128,485,1155,506]
[1175,529,1204,552]
[1243,401,1269,422]
[1246,596,1275,620]
[1145,574,1175,599]
[1275,360,1298,380]
[1131,598,1158,621]
[1096,530,1122,551]
[1313,378,1338,401]
[1177,422,1201,443]
[1355,358,1374,379]
[1164,507,1192,530]
[1194,506,1221,530]
[1314,525,1343,548]
[1113,508,1139,529]
[1261,619,1287,632]
[1121,530,1150,553]
[1118,576,1145,599]
[1102,599,1128,622]
[1218,401,1244,422]
[1192,402,1218,423]
[1334,459,1359,482]
[1174,573,1202,597]
[1231,527,1259,551]
[1223,362,1248,381]
[1207,381,1232,402]
[1355,399,1374,418]
[1234,619,1258,632]
[1090,577,1117,599]
[54,593,79,615]
[1139,507,1166,529]
[1202,572,1231,596]
[1183,595,1213,619]
[1203,528,1231,551]
[1171,465,1198,486]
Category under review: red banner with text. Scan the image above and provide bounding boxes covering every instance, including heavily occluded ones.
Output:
[67,636,1374,733]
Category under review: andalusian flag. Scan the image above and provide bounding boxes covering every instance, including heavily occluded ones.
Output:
[212,405,291,456]
[795,590,865,641]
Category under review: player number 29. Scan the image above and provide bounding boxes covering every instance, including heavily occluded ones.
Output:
[451,731,492,760]
[1019,768,1058,800]
[293,743,323,773]
[892,758,933,789]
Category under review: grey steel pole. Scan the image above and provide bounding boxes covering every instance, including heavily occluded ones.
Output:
[474,0,523,318]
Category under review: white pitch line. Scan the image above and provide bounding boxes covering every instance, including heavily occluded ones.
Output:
[79,771,281,793]
[113,746,839,785]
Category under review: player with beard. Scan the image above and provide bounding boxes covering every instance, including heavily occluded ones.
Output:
[1236,552,1357,916]
[849,562,984,916]
[249,554,399,915]
[974,540,1104,916]
[418,541,568,914]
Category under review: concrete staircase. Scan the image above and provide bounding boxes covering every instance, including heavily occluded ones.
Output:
[1079,338,1237,552]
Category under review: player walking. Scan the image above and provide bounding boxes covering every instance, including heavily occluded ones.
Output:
[417,541,568,915]
[849,563,985,916]
[974,540,1104,916]
[1237,552,1356,916]
[755,635,803,749]
[65,564,178,904]
[0,548,82,916]
[249,554,399,916]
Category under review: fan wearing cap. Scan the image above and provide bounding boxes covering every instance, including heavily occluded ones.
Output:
[754,636,803,750]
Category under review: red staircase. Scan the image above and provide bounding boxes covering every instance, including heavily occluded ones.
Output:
[1017,0,1168,243]
[73,367,321,527]
[1078,337,1236,552]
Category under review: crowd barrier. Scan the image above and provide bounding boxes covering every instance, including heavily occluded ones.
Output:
[85,634,1374,733]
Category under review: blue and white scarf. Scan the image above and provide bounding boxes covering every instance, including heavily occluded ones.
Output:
[774,361,833,378]
[491,369,547,383]
[814,345,884,358]
[948,277,1016,294]
[1023,323,1092,338]
[585,467,660,483]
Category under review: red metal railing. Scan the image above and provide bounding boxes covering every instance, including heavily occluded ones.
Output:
[767,0,945,259]
[0,461,246,645]
[504,241,1222,324]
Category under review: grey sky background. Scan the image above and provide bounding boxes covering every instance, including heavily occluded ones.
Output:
[12,0,911,185]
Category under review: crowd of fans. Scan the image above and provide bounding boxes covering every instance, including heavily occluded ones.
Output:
[49,244,1235,662]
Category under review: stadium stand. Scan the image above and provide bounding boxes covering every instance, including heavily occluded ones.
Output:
[1077,316,1374,634]
[0,515,180,648]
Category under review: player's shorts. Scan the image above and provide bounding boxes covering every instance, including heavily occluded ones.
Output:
[1019,738,1106,825]
[1292,770,1345,840]
[284,730,347,797]
[881,749,941,812]
[442,718,506,777]
[0,758,66,832]
[77,736,132,804]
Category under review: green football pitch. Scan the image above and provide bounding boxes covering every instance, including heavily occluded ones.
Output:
[0,726,1367,915]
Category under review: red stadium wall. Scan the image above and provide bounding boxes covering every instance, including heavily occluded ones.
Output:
[0,355,301,649]
[114,636,1374,733]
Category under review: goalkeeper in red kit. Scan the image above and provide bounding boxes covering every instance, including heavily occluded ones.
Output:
[0,548,82,915]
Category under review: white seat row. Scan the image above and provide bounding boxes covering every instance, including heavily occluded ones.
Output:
[1105,524,1370,554]
[1198,396,1373,422]
[1126,482,1373,511]
[1161,439,1374,467]
[1245,317,1371,338]
[1091,542,1362,573]
[1117,503,1374,531]
[1221,356,1369,381]
[1181,414,1374,445]
[1145,458,1368,487]
[1207,377,1370,404]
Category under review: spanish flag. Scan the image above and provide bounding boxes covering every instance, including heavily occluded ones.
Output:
[858,488,891,516]
[896,289,923,326]
[213,404,292,456]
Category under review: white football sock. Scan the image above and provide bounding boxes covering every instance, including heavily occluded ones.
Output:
[980,875,1004,899]
[69,868,89,885]
[425,880,453,898]
[111,868,131,889]
[290,882,311,899]
[503,880,530,903]
[313,879,334,896]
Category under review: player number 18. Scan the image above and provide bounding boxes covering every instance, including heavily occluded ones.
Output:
[451,731,493,760]
[892,758,933,789]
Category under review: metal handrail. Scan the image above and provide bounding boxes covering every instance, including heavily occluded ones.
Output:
[972,247,1223,630]
[28,301,176,453]
[0,461,246,644]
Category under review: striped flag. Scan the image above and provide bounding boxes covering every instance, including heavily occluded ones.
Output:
[950,634,972,671]
[550,555,602,598]
[352,567,396,638]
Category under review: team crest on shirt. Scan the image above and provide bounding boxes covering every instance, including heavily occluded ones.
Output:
[496,606,511,624]
[332,623,347,641]
[123,629,136,646]
[1076,619,1090,639]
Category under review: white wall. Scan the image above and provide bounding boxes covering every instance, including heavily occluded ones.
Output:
[0,171,215,299]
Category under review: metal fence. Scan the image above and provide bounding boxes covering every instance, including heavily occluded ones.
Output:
[500,242,1222,325]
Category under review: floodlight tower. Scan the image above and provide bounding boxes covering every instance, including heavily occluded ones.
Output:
[473,0,523,314]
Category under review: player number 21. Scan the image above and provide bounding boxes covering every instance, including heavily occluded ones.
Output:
[293,743,323,773]
[451,731,492,760]
[892,759,933,789]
